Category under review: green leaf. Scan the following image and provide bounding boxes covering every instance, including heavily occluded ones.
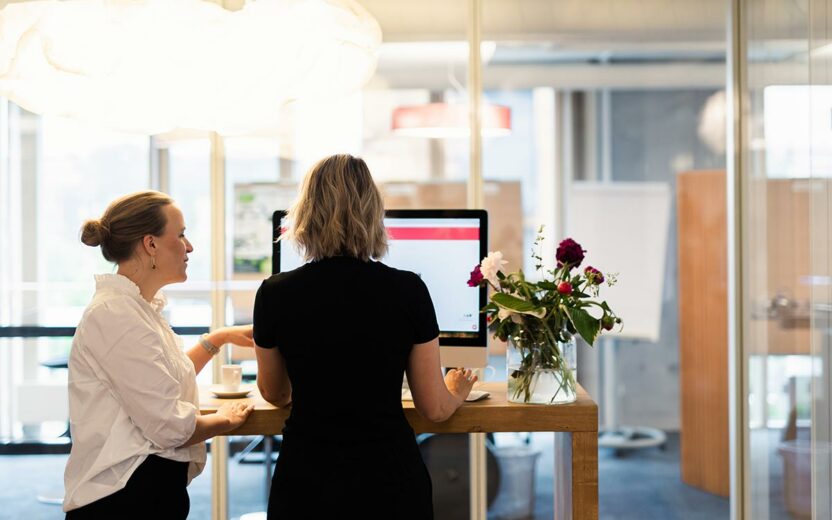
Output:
[491,293,546,318]
[564,305,601,345]
[537,281,558,291]
[483,302,499,311]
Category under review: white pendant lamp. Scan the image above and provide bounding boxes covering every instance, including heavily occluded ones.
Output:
[0,0,382,135]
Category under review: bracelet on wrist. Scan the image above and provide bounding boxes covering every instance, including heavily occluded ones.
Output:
[200,334,221,356]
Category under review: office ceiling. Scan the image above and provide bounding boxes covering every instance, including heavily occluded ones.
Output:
[362,0,728,43]
[360,0,812,89]
[361,0,811,43]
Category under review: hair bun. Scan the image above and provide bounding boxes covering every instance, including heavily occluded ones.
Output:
[80,219,110,247]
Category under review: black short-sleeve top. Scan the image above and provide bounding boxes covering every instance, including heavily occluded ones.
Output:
[253,256,440,442]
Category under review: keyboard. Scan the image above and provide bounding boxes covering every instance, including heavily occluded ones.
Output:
[401,388,490,402]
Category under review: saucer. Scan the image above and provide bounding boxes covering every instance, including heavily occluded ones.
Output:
[210,384,253,399]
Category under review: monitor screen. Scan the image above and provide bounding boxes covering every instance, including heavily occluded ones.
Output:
[272,209,488,366]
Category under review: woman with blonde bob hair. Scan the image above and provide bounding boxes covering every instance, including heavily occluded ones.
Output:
[254,154,476,519]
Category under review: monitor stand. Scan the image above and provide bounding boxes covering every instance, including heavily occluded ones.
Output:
[440,345,488,369]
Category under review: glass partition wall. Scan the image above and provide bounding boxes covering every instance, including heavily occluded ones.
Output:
[737,0,832,518]
[0,106,153,514]
[480,2,730,519]
[808,2,832,516]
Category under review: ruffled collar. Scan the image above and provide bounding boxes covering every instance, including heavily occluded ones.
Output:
[95,273,167,314]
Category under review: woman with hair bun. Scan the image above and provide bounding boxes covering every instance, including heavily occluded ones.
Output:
[64,191,255,519]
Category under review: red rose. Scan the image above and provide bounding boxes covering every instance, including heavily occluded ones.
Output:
[467,265,484,287]
[556,238,585,269]
[584,266,604,285]
[557,281,573,295]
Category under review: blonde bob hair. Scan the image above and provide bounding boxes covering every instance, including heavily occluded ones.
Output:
[285,154,387,262]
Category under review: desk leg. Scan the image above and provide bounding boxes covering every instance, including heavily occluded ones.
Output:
[571,432,598,519]
[469,432,487,520]
[553,432,571,519]
[211,436,229,520]
[553,432,598,520]
[264,436,274,501]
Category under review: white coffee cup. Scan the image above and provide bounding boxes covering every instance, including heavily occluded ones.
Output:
[221,364,242,391]
[470,365,496,383]
[481,365,497,381]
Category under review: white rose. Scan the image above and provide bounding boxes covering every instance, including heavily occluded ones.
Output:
[480,251,508,286]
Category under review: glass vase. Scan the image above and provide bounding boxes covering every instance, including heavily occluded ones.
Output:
[506,329,577,404]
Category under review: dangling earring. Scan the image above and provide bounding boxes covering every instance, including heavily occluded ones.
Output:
[151,256,156,270]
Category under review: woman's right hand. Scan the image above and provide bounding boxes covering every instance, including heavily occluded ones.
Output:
[444,368,477,402]
[216,401,254,431]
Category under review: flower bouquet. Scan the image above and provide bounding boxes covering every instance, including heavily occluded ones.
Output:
[468,230,621,404]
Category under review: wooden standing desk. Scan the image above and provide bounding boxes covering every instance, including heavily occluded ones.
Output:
[200,382,598,520]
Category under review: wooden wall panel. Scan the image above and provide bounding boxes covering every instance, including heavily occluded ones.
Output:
[752,179,812,355]
[677,170,730,497]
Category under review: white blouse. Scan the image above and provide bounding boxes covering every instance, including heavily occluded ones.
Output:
[63,274,206,512]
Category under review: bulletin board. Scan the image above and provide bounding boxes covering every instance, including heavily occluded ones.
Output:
[233,182,298,273]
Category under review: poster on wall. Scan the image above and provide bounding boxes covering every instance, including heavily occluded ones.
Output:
[233,183,297,273]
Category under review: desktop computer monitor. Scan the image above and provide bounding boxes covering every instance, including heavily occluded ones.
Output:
[272,209,488,368]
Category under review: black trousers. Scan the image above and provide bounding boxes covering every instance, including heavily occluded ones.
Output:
[66,455,189,520]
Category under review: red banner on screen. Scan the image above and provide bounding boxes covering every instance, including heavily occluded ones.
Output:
[386,227,479,240]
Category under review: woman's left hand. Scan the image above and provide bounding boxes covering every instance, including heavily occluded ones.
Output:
[216,325,254,348]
